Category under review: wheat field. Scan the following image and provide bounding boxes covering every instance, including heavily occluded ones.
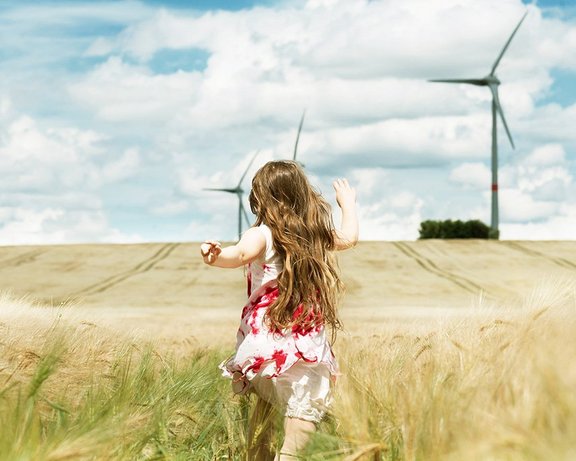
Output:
[0,241,575,460]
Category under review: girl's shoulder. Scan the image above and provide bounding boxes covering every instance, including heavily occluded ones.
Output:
[256,222,272,248]
[254,224,277,262]
[256,223,272,240]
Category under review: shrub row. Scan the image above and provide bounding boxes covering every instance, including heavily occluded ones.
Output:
[418,219,495,239]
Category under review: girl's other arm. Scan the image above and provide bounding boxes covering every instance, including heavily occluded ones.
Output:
[200,227,266,268]
[333,178,359,250]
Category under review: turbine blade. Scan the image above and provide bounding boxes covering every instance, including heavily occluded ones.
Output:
[293,110,306,161]
[429,78,487,86]
[489,85,515,149]
[203,187,237,193]
[490,11,528,75]
[237,150,260,188]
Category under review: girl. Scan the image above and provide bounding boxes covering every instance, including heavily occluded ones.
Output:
[200,160,358,460]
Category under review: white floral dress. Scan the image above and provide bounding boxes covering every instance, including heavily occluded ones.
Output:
[220,224,338,422]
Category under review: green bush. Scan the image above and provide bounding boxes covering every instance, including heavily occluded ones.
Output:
[418,219,491,239]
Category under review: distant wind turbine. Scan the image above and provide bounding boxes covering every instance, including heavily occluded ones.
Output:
[429,12,527,239]
[293,110,306,165]
[203,150,260,240]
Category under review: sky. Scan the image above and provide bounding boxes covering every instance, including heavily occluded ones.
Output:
[0,0,575,244]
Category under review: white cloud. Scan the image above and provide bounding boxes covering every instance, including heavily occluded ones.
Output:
[0,115,103,191]
[0,96,12,118]
[0,109,148,195]
[513,144,572,202]
[151,199,189,216]
[349,168,390,200]
[69,57,203,122]
[84,37,115,57]
[517,164,571,193]
[449,162,491,189]
[0,208,64,243]
[355,191,424,241]
[500,203,576,239]
[523,143,566,165]
[0,100,150,244]
[102,147,141,182]
[0,207,141,245]
[500,188,559,222]
[518,103,576,144]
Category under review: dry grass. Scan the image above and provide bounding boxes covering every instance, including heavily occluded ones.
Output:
[0,294,136,405]
[1,278,575,460]
[0,293,241,460]
[332,278,576,460]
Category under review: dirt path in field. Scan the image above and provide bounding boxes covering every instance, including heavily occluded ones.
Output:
[0,249,47,268]
[392,242,485,294]
[502,241,576,270]
[70,243,181,297]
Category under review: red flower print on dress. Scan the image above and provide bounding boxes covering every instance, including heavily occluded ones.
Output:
[271,349,288,369]
[221,280,337,389]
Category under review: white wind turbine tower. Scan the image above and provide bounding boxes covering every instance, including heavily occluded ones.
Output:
[429,12,528,239]
[203,151,260,241]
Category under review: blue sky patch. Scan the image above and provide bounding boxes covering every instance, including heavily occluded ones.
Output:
[149,48,210,74]
[38,20,125,39]
[546,68,576,106]
[523,0,576,19]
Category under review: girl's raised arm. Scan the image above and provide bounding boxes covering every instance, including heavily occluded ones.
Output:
[200,227,266,268]
[333,178,359,251]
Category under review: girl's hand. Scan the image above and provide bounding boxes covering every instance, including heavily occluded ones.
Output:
[333,178,359,250]
[200,240,222,265]
[333,178,356,210]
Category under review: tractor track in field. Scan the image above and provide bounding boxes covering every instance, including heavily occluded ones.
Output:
[70,243,180,297]
[502,241,576,271]
[0,249,46,269]
[393,242,485,295]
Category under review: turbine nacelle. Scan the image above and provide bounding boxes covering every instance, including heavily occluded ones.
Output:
[485,75,501,86]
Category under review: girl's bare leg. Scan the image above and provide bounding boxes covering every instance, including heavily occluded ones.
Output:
[247,397,276,461]
[275,417,315,460]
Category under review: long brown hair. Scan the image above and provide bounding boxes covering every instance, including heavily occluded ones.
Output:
[249,160,343,335]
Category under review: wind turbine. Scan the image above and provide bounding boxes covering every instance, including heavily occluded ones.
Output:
[203,150,260,240]
[293,110,306,165]
[429,12,527,239]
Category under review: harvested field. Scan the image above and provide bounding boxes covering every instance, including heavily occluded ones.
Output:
[0,240,573,345]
